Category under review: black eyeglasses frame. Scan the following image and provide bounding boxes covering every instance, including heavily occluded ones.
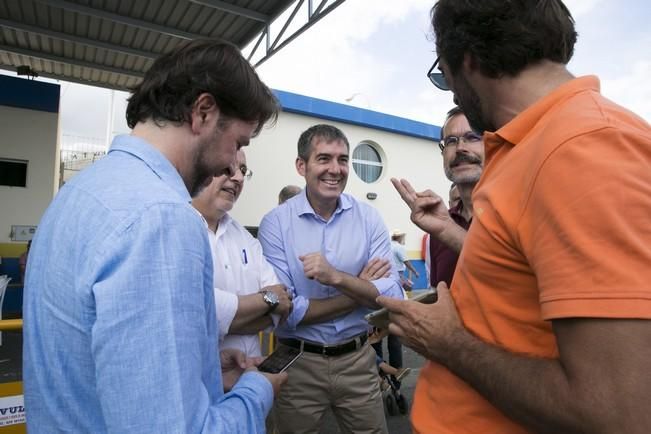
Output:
[427,56,450,91]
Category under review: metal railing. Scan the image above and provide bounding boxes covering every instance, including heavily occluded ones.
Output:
[0,319,22,331]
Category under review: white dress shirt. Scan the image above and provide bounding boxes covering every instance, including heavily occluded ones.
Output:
[205,213,281,357]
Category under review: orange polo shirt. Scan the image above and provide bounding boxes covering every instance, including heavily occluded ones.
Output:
[412,76,651,433]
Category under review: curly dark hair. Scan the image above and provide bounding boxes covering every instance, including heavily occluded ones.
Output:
[126,39,278,134]
[431,0,578,78]
[297,124,350,161]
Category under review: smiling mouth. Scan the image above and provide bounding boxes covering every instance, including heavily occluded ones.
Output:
[221,187,237,196]
[321,179,341,186]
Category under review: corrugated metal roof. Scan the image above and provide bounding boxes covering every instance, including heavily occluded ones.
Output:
[0,0,345,90]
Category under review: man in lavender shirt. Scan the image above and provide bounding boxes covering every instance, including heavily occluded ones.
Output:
[259,124,403,434]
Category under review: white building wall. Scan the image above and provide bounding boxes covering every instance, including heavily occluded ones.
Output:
[231,110,451,256]
[0,105,59,244]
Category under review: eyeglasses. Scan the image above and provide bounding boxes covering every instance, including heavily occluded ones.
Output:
[237,165,253,181]
[427,56,449,91]
[438,131,482,152]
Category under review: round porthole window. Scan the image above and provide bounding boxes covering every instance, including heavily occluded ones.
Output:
[352,142,383,183]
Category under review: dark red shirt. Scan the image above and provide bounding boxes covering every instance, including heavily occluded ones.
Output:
[429,202,471,287]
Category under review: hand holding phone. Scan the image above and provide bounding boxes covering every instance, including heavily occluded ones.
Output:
[258,345,303,374]
[365,288,437,329]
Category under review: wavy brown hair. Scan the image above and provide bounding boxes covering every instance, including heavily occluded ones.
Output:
[126,39,278,134]
[432,0,578,78]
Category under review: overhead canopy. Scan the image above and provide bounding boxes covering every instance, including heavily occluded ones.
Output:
[0,0,345,91]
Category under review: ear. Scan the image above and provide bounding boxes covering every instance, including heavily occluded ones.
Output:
[462,53,480,75]
[296,157,306,177]
[190,92,219,134]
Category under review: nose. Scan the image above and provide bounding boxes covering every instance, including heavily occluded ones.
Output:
[455,138,473,154]
[327,159,341,174]
[231,167,244,184]
[222,161,237,178]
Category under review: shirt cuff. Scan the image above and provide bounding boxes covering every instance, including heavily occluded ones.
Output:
[230,371,274,416]
[372,276,404,299]
[285,295,309,330]
[213,288,239,338]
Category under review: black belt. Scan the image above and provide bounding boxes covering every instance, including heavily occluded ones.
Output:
[279,333,368,357]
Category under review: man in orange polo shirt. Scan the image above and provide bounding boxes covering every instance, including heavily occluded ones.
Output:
[380,1,651,433]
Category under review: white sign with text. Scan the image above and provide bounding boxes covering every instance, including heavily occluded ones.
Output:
[0,395,25,426]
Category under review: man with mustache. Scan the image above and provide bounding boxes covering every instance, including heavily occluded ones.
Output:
[381,1,651,433]
[192,149,292,358]
[259,124,403,434]
[23,40,285,433]
[423,106,484,288]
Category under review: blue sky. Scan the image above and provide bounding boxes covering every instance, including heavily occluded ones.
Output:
[7,0,647,141]
[257,0,651,126]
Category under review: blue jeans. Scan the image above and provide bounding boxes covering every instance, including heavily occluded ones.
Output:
[371,334,402,369]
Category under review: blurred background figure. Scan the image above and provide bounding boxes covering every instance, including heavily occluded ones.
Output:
[18,240,31,284]
[390,229,419,291]
[373,229,419,389]
[278,184,301,204]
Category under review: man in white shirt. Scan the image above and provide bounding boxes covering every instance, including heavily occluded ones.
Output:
[193,149,292,357]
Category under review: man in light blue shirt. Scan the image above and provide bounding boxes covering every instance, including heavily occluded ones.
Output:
[259,124,403,433]
[23,40,285,433]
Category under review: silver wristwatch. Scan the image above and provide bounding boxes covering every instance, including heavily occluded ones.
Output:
[261,290,280,313]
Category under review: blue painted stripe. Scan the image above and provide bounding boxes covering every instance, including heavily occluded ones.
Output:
[274,89,441,141]
[0,75,60,113]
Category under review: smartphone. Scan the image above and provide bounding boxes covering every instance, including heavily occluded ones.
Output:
[258,345,303,374]
[365,288,438,329]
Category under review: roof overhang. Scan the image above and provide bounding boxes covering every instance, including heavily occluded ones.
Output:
[0,0,345,91]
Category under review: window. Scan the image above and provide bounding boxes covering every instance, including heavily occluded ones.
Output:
[352,142,383,183]
[0,158,28,187]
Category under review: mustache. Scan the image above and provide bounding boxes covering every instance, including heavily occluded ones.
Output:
[450,153,482,168]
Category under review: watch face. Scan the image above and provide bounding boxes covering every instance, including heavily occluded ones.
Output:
[264,291,279,305]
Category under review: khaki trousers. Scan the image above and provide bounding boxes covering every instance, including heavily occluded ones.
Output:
[273,342,387,434]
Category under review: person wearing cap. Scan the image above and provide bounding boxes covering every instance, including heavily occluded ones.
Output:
[259,124,403,434]
[371,229,418,387]
[390,229,420,289]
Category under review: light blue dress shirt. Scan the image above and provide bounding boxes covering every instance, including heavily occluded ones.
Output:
[258,190,403,344]
[23,135,272,433]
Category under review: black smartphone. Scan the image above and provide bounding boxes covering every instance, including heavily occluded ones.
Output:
[365,288,438,329]
[258,345,303,374]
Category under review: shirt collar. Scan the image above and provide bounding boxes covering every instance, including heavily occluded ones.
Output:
[215,213,232,239]
[108,134,191,203]
[295,189,353,219]
[449,200,471,225]
[449,200,464,218]
[483,76,601,160]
